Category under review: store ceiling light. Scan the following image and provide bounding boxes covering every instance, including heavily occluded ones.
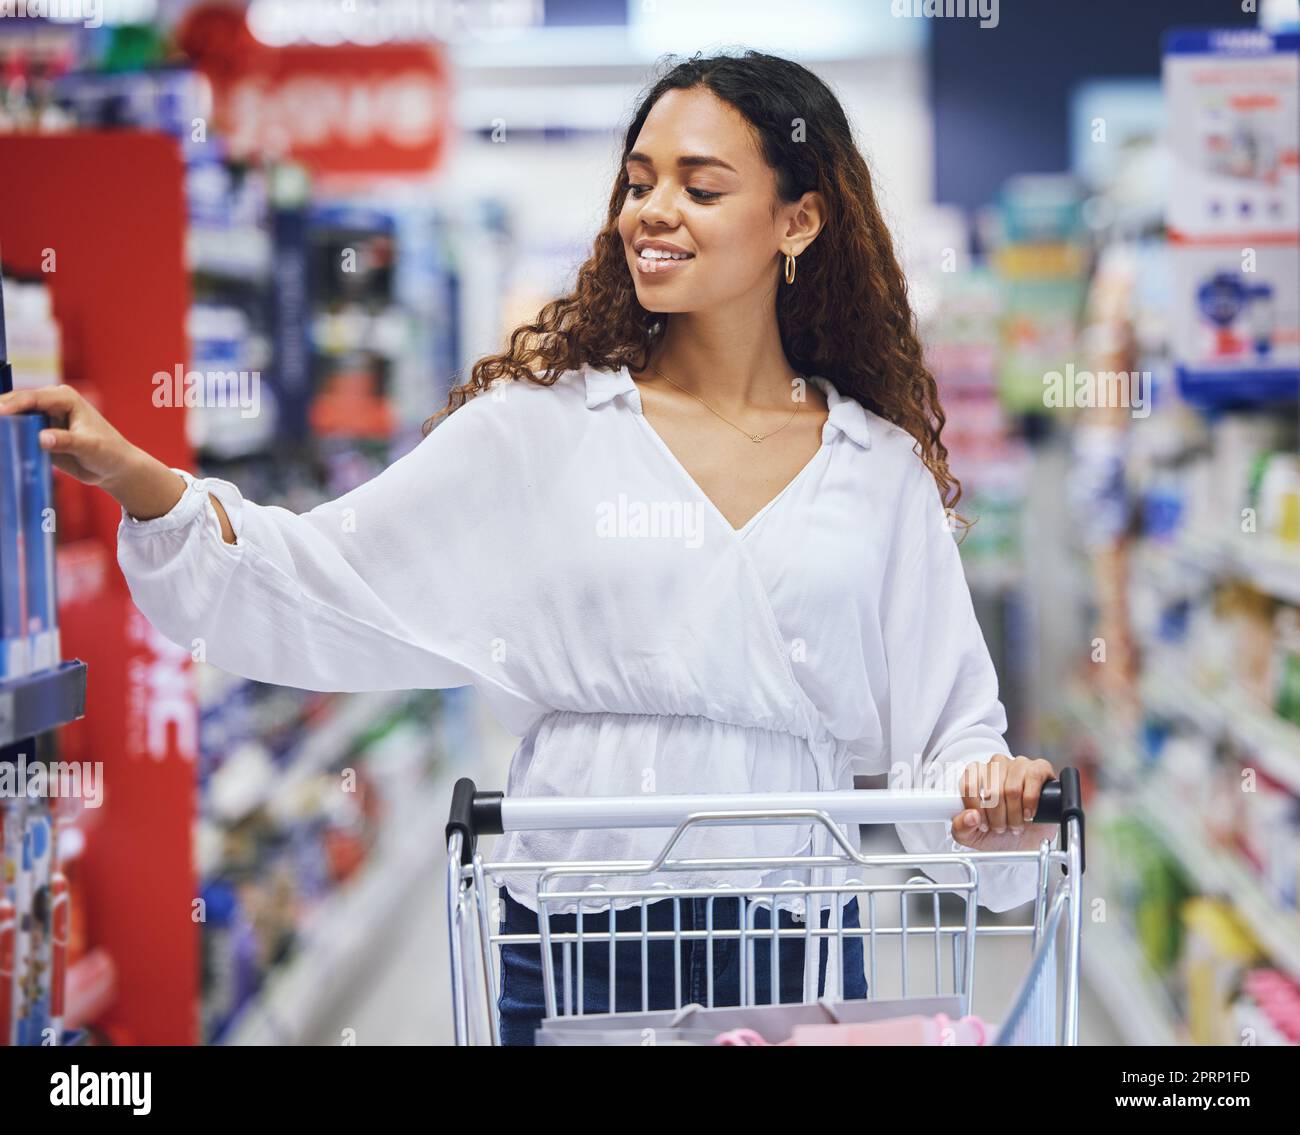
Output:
[628,0,923,60]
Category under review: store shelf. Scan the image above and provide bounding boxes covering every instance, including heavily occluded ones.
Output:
[205,689,408,825]
[1085,792,1189,1045]
[1227,536,1300,605]
[1143,663,1300,796]
[268,690,411,808]
[1132,783,1300,983]
[1156,529,1300,606]
[220,771,452,1045]
[187,226,272,280]
[0,660,88,747]
[1217,684,1300,794]
[1058,688,1143,780]
[1176,366,1300,411]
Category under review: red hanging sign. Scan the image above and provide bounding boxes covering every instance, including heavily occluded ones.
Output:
[179,6,452,179]
[220,44,452,178]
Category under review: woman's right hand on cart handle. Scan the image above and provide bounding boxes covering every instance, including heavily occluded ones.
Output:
[952,753,1060,852]
[0,383,237,543]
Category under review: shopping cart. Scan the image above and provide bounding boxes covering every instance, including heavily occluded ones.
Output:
[445,769,1085,1046]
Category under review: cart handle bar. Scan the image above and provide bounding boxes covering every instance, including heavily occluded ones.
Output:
[446,768,1084,872]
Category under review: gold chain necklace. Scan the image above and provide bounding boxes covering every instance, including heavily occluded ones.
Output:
[648,362,802,443]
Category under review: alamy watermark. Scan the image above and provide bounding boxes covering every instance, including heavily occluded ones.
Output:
[50,1068,150,1115]
[0,754,103,808]
[0,0,103,28]
[595,494,706,548]
[152,366,262,418]
[891,0,999,30]
[1042,364,1151,419]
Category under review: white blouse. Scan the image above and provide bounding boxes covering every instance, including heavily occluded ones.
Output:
[117,363,1038,999]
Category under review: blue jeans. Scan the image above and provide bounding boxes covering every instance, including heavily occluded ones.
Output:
[496,886,869,1046]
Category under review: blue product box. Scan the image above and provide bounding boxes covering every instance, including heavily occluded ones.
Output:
[16,413,59,672]
[0,415,29,681]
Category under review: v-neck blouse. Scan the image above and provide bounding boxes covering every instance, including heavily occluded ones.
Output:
[117,363,1039,983]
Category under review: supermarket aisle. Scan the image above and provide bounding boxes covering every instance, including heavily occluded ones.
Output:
[303,878,447,1045]
[304,694,519,1046]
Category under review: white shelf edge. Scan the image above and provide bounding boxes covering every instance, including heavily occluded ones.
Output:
[1143,664,1300,799]
[1134,787,1300,984]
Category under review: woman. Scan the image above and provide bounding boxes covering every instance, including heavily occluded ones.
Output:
[0,51,1057,1045]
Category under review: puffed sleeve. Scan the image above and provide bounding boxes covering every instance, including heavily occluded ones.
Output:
[116,396,538,727]
[880,454,1039,912]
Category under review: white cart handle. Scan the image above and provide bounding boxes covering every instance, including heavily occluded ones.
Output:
[446,770,1085,871]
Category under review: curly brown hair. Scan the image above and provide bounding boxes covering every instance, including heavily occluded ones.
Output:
[423,49,963,522]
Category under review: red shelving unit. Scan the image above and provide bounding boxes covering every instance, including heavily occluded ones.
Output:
[0,132,199,1044]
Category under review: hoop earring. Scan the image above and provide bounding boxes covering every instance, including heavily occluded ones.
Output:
[784,252,796,285]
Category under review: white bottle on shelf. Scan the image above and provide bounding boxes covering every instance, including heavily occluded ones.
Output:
[4,281,62,391]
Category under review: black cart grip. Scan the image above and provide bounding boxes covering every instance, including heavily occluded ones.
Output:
[1028,767,1085,874]
[445,777,504,866]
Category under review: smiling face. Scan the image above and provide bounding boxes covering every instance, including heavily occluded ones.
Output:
[618,86,802,314]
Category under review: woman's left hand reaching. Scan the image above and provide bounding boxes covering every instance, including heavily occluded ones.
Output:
[950,754,1058,851]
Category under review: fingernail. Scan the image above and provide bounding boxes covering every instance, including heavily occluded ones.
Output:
[965,812,979,829]
[1012,826,1023,835]
[39,432,53,448]
[1025,812,1035,823]
[994,825,1005,835]
[978,821,988,833]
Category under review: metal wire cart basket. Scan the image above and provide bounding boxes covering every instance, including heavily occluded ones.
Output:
[446,768,1085,1046]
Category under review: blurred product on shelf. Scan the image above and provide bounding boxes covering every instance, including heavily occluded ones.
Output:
[1164,27,1300,406]
[198,687,478,1045]
[184,302,277,458]
[990,175,1093,416]
[14,794,54,1046]
[923,265,1032,592]
[1235,968,1300,1046]
[1,745,93,1049]
[1,410,63,682]
[50,64,213,154]
[0,420,23,682]
[16,412,60,674]
[2,279,62,392]
[0,42,75,134]
[1,272,64,683]
[1181,897,1261,1047]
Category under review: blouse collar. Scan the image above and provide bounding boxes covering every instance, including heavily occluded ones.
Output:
[583,365,871,450]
